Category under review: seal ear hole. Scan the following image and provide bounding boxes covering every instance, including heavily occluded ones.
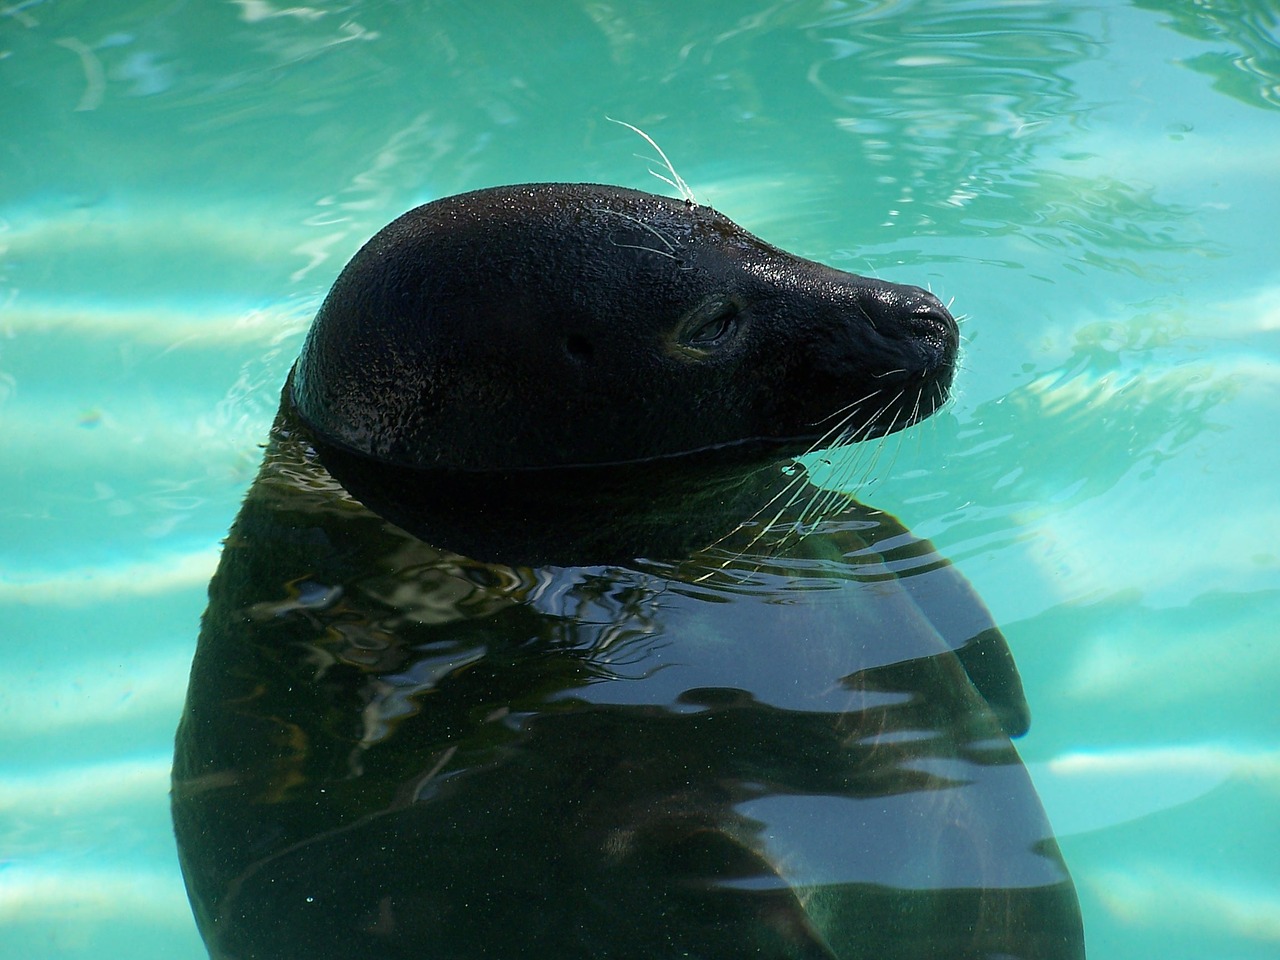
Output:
[565,334,595,361]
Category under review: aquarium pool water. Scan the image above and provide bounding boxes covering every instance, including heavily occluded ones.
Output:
[2,1,1278,958]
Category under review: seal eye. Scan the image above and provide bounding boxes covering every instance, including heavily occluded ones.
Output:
[680,298,741,350]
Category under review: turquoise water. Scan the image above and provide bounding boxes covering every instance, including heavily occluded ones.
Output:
[2,0,1277,957]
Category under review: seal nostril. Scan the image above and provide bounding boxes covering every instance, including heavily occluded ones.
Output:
[872,292,959,381]
[565,334,595,361]
[906,298,959,348]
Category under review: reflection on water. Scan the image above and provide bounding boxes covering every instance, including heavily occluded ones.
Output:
[4,2,1278,959]
[1134,0,1280,113]
[173,407,1082,958]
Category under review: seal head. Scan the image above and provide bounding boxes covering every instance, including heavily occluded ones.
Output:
[291,183,957,472]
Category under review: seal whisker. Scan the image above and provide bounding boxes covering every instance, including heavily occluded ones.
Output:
[782,399,898,546]
[611,242,681,261]
[808,390,879,427]
[697,422,874,572]
[801,399,884,463]
[646,168,688,196]
[810,405,859,431]
[823,454,879,515]
[698,462,816,570]
[799,424,883,531]
[745,468,833,557]
[792,419,869,530]
[859,399,914,494]
[588,206,680,253]
[607,117,697,205]
[822,390,906,499]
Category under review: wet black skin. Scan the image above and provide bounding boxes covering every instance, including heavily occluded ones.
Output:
[173,184,1084,959]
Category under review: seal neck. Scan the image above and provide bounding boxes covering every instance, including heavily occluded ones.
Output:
[310,433,803,568]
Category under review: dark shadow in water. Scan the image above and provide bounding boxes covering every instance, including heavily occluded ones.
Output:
[173,403,1083,959]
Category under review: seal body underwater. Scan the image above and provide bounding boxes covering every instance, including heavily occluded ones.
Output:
[172,183,1085,959]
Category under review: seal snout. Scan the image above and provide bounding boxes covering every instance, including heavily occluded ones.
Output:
[834,282,960,437]
[870,286,957,347]
[903,291,959,372]
[856,283,959,377]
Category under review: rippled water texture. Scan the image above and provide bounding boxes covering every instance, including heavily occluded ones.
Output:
[2,2,1278,958]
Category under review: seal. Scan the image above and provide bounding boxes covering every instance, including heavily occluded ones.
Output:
[173,183,1084,959]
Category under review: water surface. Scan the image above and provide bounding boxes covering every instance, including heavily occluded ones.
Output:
[2,2,1278,958]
